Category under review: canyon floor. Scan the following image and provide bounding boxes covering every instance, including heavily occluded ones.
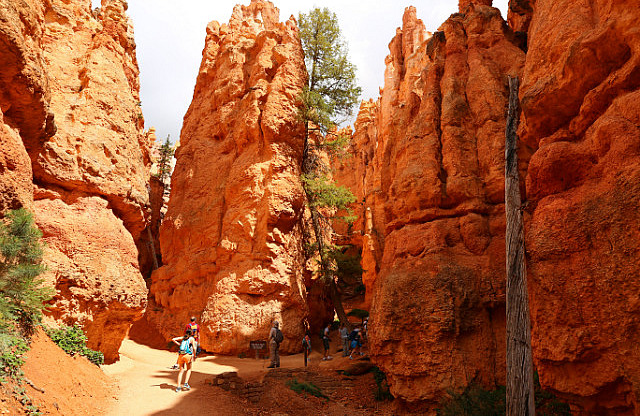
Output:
[10,330,393,415]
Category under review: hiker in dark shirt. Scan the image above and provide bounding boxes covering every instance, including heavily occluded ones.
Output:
[268,320,281,368]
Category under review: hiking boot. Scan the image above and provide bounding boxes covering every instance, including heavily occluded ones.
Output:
[182,383,191,391]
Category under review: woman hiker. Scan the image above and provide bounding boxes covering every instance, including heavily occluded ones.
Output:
[172,329,197,392]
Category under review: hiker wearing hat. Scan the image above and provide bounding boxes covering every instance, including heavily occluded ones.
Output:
[268,320,283,368]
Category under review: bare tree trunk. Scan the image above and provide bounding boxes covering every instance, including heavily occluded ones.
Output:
[505,76,535,416]
[147,225,159,271]
[302,122,352,331]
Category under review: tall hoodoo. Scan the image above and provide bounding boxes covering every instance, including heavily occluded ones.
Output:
[1,0,150,363]
[149,0,308,354]
[334,3,526,406]
[518,0,640,412]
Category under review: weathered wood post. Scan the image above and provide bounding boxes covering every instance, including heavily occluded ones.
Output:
[505,76,535,416]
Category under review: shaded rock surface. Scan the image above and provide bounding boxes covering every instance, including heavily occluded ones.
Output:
[519,0,640,413]
[149,0,309,354]
[335,4,525,406]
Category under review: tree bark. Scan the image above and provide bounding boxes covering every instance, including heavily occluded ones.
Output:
[505,76,535,416]
[302,122,352,331]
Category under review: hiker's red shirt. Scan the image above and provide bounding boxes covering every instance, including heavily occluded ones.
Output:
[185,323,200,341]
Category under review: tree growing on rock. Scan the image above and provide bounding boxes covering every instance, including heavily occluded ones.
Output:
[298,7,361,329]
[156,135,174,186]
[0,209,53,378]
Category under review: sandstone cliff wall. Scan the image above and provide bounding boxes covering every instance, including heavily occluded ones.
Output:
[517,0,640,413]
[0,0,54,212]
[335,3,525,405]
[0,0,149,363]
[337,0,640,412]
[149,0,309,354]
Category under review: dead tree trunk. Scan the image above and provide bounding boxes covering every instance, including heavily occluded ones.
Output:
[505,76,535,416]
[302,123,352,331]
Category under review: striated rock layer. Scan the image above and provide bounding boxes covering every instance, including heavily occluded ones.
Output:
[519,0,640,413]
[335,2,526,407]
[149,0,308,354]
[0,0,149,363]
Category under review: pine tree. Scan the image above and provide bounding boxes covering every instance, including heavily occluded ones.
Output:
[0,209,53,336]
[298,7,361,329]
[156,135,174,185]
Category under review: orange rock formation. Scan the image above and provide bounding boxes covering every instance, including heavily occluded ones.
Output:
[0,0,54,212]
[0,0,149,363]
[519,0,640,413]
[149,0,309,354]
[336,2,525,406]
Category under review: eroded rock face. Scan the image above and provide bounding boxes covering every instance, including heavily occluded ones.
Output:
[520,0,640,412]
[37,0,149,238]
[35,192,147,362]
[149,0,308,354]
[0,0,53,213]
[338,4,525,406]
[0,0,148,362]
[34,0,149,363]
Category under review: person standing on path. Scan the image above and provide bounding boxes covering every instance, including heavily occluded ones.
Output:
[302,332,312,366]
[339,323,349,357]
[267,320,282,368]
[172,329,197,392]
[171,316,201,369]
[322,324,332,361]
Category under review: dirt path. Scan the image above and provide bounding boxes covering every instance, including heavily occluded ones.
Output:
[103,339,327,415]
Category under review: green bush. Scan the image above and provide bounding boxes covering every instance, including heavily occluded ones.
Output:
[45,325,104,366]
[0,335,28,379]
[347,308,369,321]
[437,377,571,416]
[0,209,53,380]
[286,378,328,399]
[370,366,393,401]
[437,384,506,416]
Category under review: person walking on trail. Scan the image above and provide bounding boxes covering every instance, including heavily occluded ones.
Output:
[322,324,332,361]
[172,329,197,392]
[339,323,350,357]
[349,328,364,360]
[171,316,201,370]
[268,320,283,368]
[302,332,312,367]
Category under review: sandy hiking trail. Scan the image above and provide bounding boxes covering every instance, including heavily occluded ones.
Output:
[103,339,334,415]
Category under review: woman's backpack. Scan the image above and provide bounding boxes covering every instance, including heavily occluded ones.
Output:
[274,328,284,344]
[179,338,192,355]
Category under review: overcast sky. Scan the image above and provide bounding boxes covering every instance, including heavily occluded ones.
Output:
[92,1,508,143]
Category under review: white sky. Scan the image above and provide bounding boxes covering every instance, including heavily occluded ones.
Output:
[92,1,508,143]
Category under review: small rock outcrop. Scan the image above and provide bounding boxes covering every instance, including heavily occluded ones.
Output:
[336,3,525,406]
[519,0,640,412]
[149,0,309,353]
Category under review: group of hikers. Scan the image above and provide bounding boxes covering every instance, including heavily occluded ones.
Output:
[268,318,368,368]
[169,316,368,392]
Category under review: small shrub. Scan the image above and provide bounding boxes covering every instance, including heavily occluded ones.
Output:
[286,378,328,399]
[0,335,28,379]
[45,325,104,366]
[437,384,506,416]
[347,308,369,322]
[437,377,571,416]
[370,366,393,401]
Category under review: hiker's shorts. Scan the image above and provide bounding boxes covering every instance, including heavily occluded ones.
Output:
[177,353,193,366]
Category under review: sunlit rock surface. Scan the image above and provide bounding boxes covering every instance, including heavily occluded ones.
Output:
[335,3,525,406]
[149,0,309,354]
